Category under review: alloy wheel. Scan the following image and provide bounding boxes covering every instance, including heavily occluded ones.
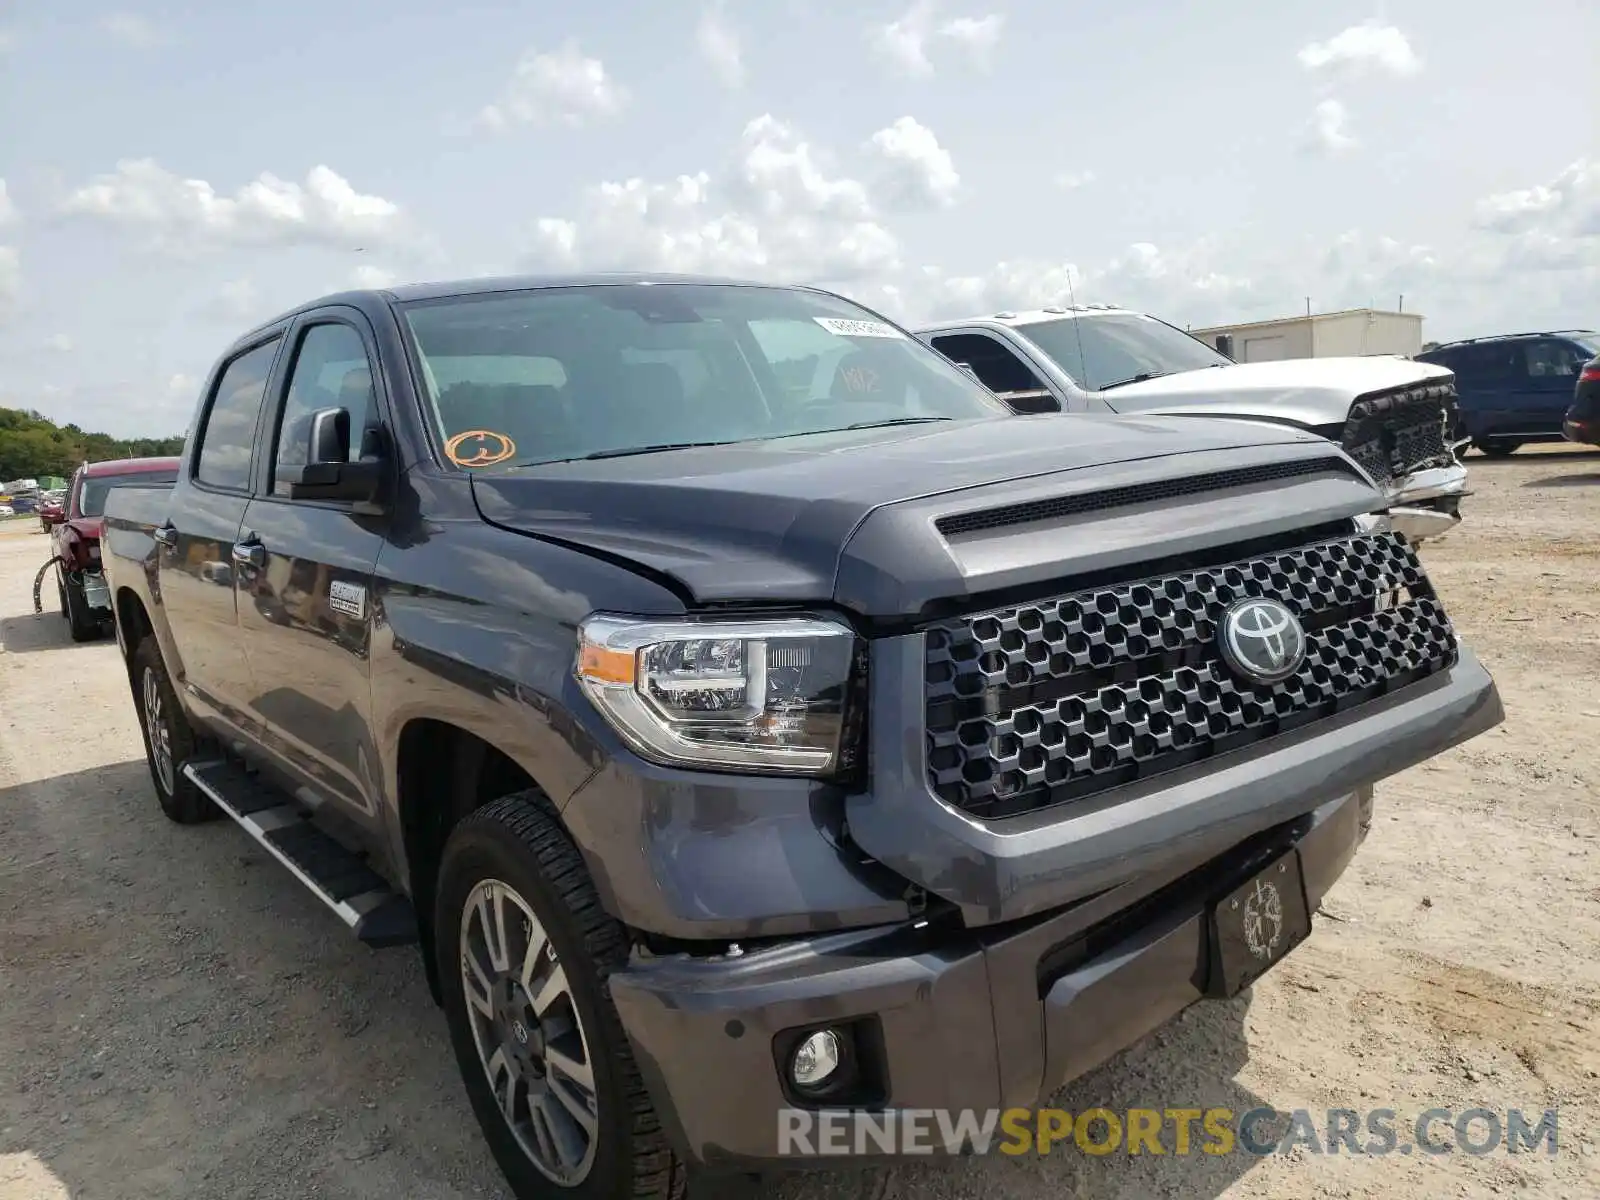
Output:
[459,879,600,1187]
[142,666,175,794]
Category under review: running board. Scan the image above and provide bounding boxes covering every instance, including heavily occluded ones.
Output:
[183,759,417,948]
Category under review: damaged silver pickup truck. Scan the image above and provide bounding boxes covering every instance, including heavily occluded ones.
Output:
[916,306,1467,545]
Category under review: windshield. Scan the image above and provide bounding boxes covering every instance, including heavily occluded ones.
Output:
[1016,314,1233,392]
[400,283,1009,467]
[75,471,177,517]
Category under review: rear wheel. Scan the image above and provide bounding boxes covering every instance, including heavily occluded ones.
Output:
[435,792,685,1200]
[64,574,101,642]
[131,637,218,824]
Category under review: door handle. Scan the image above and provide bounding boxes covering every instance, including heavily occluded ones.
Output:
[231,539,266,569]
[153,523,178,548]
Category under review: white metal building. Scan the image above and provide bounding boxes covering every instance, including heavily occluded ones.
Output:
[1187,308,1425,362]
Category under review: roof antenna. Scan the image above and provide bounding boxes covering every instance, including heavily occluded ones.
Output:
[1063,265,1090,390]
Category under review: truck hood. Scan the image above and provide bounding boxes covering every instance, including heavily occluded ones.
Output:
[63,516,104,540]
[471,414,1382,617]
[1098,356,1452,426]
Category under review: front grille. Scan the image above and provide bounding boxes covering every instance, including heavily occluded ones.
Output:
[924,530,1459,821]
[1343,381,1457,488]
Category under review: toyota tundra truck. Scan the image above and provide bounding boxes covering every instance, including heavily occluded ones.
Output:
[101,274,1504,1200]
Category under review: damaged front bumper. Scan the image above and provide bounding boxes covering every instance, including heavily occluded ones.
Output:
[1383,459,1469,544]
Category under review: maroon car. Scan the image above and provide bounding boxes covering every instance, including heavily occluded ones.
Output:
[52,456,180,641]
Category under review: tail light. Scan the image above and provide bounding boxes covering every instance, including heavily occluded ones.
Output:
[1579,364,1600,383]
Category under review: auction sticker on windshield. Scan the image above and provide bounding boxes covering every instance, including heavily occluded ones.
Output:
[814,317,905,339]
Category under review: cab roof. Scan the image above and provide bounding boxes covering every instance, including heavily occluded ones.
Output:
[80,455,182,477]
[913,304,1141,335]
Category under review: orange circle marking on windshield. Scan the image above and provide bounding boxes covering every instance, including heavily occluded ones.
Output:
[445,429,517,467]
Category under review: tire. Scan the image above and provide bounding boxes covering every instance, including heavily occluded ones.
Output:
[1473,439,1521,458]
[435,792,686,1200]
[130,637,218,824]
[56,567,67,620]
[64,575,102,642]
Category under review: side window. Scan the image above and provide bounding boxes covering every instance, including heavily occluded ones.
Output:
[929,333,1051,396]
[1523,339,1587,379]
[195,338,281,491]
[273,323,376,496]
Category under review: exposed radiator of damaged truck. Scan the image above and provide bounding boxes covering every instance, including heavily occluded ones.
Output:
[1342,379,1459,491]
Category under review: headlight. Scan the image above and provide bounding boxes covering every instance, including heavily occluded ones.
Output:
[575,614,861,775]
[1353,512,1392,534]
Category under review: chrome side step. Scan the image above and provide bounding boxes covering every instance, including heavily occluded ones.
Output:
[183,759,417,948]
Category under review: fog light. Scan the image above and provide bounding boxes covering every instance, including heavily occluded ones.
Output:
[791,1030,841,1089]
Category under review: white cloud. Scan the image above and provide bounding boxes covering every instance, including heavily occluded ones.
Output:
[0,179,15,225]
[60,160,406,252]
[1474,158,1599,236]
[43,333,73,352]
[478,40,629,129]
[866,116,960,209]
[937,14,1004,68]
[696,2,745,89]
[524,114,898,284]
[1298,21,1421,77]
[1053,170,1096,191]
[869,2,1004,77]
[1304,99,1357,155]
[100,13,169,49]
[350,263,400,289]
[0,29,14,53]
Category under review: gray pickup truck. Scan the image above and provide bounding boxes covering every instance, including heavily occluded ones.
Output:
[101,274,1503,1200]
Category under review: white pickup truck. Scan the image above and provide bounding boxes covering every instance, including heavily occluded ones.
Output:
[915,306,1468,544]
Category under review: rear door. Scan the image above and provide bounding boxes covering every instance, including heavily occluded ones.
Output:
[234,309,388,847]
[157,333,283,738]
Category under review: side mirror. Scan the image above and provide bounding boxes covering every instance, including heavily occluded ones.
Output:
[280,407,385,505]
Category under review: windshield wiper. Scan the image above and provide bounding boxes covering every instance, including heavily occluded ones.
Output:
[840,416,955,431]
[1098,371,1173,391]
[578,440,741,460]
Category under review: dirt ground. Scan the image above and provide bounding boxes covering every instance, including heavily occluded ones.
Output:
[2,447,1597,1200]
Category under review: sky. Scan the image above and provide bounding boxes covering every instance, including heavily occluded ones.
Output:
[0,0,1596,438]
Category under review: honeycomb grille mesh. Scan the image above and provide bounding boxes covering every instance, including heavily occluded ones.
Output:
[924,531,1458,820]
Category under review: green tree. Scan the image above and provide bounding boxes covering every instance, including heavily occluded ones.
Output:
[0,408,185,480]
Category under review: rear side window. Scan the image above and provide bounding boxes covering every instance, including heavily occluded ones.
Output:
[196,339,280,490]
[273,323,376,495]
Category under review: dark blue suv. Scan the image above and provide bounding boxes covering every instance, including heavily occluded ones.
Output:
[1417,329,1599,456]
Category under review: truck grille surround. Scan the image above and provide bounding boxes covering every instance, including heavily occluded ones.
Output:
[924,529,1460,821]
[1342,380,1458,489]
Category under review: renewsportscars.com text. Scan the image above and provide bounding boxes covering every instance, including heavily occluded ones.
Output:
[777,1106,1560,1158]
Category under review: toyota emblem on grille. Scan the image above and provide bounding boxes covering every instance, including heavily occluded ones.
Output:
[1219,598,1307,684]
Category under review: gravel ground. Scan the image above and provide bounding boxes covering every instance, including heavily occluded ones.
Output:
[2,446,1598,1200]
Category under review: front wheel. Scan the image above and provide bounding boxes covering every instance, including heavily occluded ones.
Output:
[435,793,685,1200]
[130,637,218,824]
[1473,439,1522,458]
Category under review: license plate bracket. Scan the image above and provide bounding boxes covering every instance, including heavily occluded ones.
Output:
[1206,848,1312,998]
